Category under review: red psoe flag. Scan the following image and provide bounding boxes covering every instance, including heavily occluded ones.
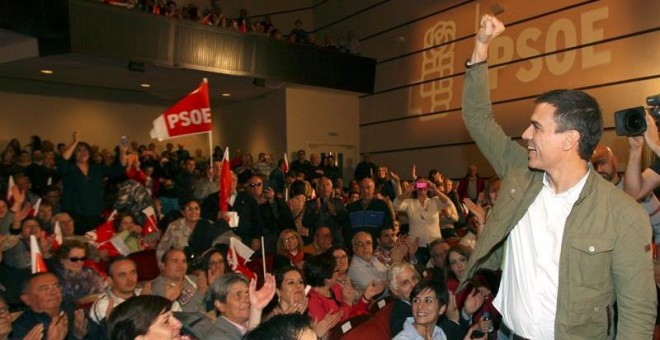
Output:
[219,147,231,212]
[30,235,48,274]
[282,152,289,173]
[150,80,211,141]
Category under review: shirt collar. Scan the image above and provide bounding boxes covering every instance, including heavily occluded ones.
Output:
[542,169,590,200]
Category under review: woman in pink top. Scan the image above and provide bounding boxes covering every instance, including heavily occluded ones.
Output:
[303,253,384,323]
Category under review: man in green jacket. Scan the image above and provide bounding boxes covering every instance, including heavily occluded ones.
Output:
[461,15,656,339]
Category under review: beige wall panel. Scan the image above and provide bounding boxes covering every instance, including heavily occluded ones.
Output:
[286,86,360,157]
[216,89,286,157]
[362,30,659,125]
[375,1,660,93]
[360,0,591,61]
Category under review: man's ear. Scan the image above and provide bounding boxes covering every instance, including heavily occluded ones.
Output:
[20,293,31,307]
[214,300,226,313]
[563,130,580,152]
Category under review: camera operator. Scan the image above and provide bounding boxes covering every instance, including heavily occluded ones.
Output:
[591,143,660,247]
[624,111,660,203]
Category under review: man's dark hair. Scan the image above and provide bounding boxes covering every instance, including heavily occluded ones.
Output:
[410,278,449,307]
[535,89,602,161]
[107,256,135,278]
[244,313,313,340]
[21,272,56,294]
[160,248,185,264]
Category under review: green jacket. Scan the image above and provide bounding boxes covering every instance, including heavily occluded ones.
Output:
[461,63,656,339]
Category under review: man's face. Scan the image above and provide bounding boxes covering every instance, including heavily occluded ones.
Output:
[392,266,420,301]
[110,260,138,296]
[37,205,52,222]
[297,150,305,161]
[591,145,617,183]
[216,281,251,324]
[353,233,374,260]
[15,177,31,191]
[21,219,42,239]
[431,242,450,268]
[310,153,319,165]
[57,214,75,236]
[378,229,397,250]
[185,160,195,173]
[377,167,387,179]
[314,227,333,251]
[162,250,188,281]
[318,178,333,198]
[246,177,263,198]
[43,152,55,168]
[22,274,62,313]
[521,103,571,172]
[359,179,375,201]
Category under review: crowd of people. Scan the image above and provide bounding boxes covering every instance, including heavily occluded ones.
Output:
[0,13,657,340]
[0,126,498,339]
[102,0,361,54]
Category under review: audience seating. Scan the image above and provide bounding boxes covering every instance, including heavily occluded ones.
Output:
[128,249,160,281]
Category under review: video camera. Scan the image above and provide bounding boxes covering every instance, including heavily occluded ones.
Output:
[615,94,660,136]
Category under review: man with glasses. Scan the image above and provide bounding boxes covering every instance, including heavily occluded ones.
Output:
[202,171,264,251]
[347,231,387,292]
[303,226,333,256]
[245,175,293,254]
[13,272,98,339]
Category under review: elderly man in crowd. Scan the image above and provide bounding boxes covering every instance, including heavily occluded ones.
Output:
[347,231,387,292]
[302,177,349,246]
[303,226,333,256]
[13,272,98,339]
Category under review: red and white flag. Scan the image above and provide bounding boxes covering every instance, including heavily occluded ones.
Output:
[150,80,211,141]
[282,152,289,173]
[219,147,231,213]
[28,198,42,218]
[226,237,256,281]
[142,206,159,236]
[86,210,122,257]
[53,221,63,246]
[30,235,48,274]
[6,176,15,201]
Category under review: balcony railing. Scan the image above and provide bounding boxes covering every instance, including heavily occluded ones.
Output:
[69,0,375,93]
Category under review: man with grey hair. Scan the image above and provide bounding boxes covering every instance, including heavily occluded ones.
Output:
[206,272,275,339]
[347,231,387,292]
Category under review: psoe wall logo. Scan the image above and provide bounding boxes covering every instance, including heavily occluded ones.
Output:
[409,20,456,120]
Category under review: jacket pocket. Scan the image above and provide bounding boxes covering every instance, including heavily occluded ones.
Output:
[570,236,615,286]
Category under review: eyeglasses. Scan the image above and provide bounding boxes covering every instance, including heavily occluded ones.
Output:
[184,206,200,211]
[283,236,296,243]
[334,255,348,261]
[248,182,262,188]
[68,257,87,263]
[354,241,373,248]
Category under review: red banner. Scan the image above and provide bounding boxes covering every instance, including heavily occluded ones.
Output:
[150,81,211,141]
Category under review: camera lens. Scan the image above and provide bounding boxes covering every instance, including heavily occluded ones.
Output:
[626,113,644,131]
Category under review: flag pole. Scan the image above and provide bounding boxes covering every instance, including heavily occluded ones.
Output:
[261,236,266,280]
[203,77,213,170]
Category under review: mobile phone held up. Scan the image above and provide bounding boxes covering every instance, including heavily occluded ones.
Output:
[415,182,428,189]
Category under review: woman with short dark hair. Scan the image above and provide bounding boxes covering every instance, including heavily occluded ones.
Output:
[107,295,182,340]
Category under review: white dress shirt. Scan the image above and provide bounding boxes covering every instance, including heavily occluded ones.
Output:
[493,171,589,339]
